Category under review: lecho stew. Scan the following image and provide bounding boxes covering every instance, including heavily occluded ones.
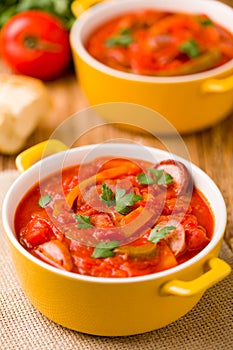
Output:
[15,157,214,278]
[86,10,233,76]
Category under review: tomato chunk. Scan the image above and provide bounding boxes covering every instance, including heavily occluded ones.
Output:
[186,226,210,251]
[20,216,54,248]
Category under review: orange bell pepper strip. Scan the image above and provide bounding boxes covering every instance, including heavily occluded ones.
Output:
[149,14,200,37]
[100,158,139,170]
[66,163,140,208]
[118,205,144,226]
[117,205,160,239]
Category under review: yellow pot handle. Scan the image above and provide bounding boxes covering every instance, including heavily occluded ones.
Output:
[161,257,231,297]
[15,139,68,173]
[202,74,233,93]
[71,0,106,17]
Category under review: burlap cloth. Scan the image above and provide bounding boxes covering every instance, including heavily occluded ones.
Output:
[0,170,232,350]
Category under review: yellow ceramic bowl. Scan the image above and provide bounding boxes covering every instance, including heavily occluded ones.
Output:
[2,140,231,336]
[70,0,233,134]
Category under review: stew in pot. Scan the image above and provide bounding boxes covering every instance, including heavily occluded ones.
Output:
[86,10,233,76]
[15,156,214,277]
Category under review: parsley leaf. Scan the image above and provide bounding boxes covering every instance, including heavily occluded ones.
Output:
[106,28,134,47]
[196,16,213,26]
[148,224,176,244]
[38,194,52,208]
[119,28,131,36]
[180,39,200,58]
[115,189,142,215]
[137,168,173,186]
[148,168,173,185]
[92,240,119,258]
[137,173,156,185]
[100,183,115,206]
[73,214,92,229]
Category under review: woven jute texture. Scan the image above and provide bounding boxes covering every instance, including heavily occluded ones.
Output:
[0,170,232,350]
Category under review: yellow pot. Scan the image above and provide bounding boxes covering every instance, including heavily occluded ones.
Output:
[70,0,233,134]
[2,140,231,336]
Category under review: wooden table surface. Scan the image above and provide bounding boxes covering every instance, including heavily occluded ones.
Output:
[0,1,233,252]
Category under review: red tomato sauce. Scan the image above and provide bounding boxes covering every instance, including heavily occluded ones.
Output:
[85,10,233,76]
[14,157,214,278]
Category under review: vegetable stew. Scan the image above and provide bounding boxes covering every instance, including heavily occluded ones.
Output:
[15,156,214,277]
[85,10,233,76]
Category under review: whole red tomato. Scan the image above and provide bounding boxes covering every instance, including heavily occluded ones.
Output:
[0,10,71,80]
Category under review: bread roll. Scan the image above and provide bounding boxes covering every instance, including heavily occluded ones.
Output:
[0,74,51,154]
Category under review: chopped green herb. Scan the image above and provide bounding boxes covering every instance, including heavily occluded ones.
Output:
[137,173,156,185]
[115,189,142,215]
[99,184,142,214]
[92,240,119,258]
[197,16,213,26]
[137,168,173,186]
[38,194,52,208]
[106,35,134,47]
[148,224,176,244]
[100,183,115,206]
[119,27,131,35]
[148,168,173,185]
[180,39,200,58]
[73,214,92,229]
[105,28,134,47]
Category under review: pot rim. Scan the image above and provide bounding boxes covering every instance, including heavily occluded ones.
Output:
[70,0,233,83]
[2,143,227,284]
